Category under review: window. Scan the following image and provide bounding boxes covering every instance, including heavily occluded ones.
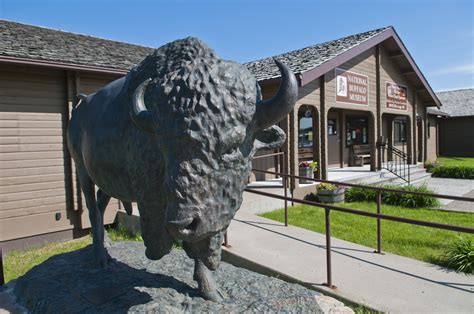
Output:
[394,119,407,144]
[298,116,313,148]
[427,122,431,138]
[328,119,337,135]
[346,117,369,146]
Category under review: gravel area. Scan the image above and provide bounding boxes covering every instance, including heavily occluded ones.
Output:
[7,241,351,313]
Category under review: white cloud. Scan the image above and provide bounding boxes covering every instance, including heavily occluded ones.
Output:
[435,85,474,92]
[432,63,474,76]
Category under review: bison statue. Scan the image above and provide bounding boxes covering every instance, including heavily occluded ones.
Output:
[67,37,297,301]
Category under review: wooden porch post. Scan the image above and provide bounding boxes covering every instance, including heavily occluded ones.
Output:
[423,105,428,162]
[280,114,291,183]
[412,92,418,165]
[338,110,344,168]
[406,115,413,164]
[375,45,383,170]
[369,112,378,171]
[312,106,322,179]
[387,116,394,161]
[320,76,328,180]
[289,109,298,190]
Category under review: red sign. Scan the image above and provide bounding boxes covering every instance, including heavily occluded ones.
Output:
[335,68,369,106]
[386,82,408,110]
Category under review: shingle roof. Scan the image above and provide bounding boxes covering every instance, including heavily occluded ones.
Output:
[0,19,154,71]
[430,89,474,117]
[245,27,390,81]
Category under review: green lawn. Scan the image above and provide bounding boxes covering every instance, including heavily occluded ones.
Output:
[437,157,474,167]
[261,202,474,269]
[3,227,141,284]
[3,236,92,284]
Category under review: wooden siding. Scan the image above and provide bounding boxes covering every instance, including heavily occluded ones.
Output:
[426,116,438,160]
[0,64,73,241]
[0,64,123,242]
[325,49,377,167]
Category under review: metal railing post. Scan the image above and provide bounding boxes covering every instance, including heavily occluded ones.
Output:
[223,231,229,247]
[284,153,288,227]
[0,247,4,286]
[376,191,382,254]
[324,207,334,288]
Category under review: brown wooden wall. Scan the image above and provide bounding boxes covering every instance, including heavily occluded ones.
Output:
[426,116,438,160]
[0,64,74,241]
[0,63,121,243]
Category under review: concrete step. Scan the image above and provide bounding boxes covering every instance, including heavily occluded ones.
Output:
[353,166,431,186]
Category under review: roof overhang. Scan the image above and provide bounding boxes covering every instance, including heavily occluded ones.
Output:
[0,55,129,75]
[259,27,442,109]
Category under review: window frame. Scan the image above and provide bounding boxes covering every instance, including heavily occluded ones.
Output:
[393,119,407,144]
[345,116,369,147]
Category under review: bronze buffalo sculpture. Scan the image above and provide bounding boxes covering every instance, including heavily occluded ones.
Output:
[67,37,297,301]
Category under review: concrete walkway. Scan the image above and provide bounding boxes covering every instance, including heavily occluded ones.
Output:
[223,210,474,313]
[413,177,474,212]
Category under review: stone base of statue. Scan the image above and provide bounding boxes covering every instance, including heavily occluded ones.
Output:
[5,241,352,313]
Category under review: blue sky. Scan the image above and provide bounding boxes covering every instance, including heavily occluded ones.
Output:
[1,0,473,91]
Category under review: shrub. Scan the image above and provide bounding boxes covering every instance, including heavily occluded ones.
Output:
[444,237,474,274]
[317,182,338,191]
[431,165,474,179]
[345,186,377,202]
[345,184,440,208]
[424,160,439,173]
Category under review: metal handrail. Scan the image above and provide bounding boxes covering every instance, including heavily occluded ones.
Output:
[244,187,474,233]
[252,151,285,160]
[237,163,474,288]
[380,141,410,184]
[250,168,474,202]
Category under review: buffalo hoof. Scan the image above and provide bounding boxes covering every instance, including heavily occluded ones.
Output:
[201,289,224,302]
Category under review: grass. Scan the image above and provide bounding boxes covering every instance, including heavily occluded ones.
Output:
[3,227,142,284]
[261,202,474,271]
[437,157,474,167]
[3,236,92,284]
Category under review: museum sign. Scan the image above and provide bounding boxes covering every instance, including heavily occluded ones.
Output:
[335,68,369,106]
[386,82,408,110]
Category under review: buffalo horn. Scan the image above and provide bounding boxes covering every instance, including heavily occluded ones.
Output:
[130,78,155,133]
[255,60,298,130]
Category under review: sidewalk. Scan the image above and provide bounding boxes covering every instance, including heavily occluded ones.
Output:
[223,210,474,313]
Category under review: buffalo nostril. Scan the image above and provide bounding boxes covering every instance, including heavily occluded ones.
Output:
[168,217,199,232]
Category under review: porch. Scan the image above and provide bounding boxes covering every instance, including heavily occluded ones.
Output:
[249,163,429,188]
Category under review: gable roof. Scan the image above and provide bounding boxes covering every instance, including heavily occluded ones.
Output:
[0,19,154,74]
[0,20,441,107]
[429,88,474,117]
[245,27,389,81]
[246,26,441,108]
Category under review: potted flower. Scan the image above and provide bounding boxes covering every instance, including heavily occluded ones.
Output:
[316,183,345,203]
[298,161,318,184]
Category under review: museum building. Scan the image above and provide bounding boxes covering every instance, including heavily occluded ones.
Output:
[0,20,441,249]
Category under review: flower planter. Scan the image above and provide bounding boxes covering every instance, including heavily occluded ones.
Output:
[298,167,313,184]
[317,188,345,203]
